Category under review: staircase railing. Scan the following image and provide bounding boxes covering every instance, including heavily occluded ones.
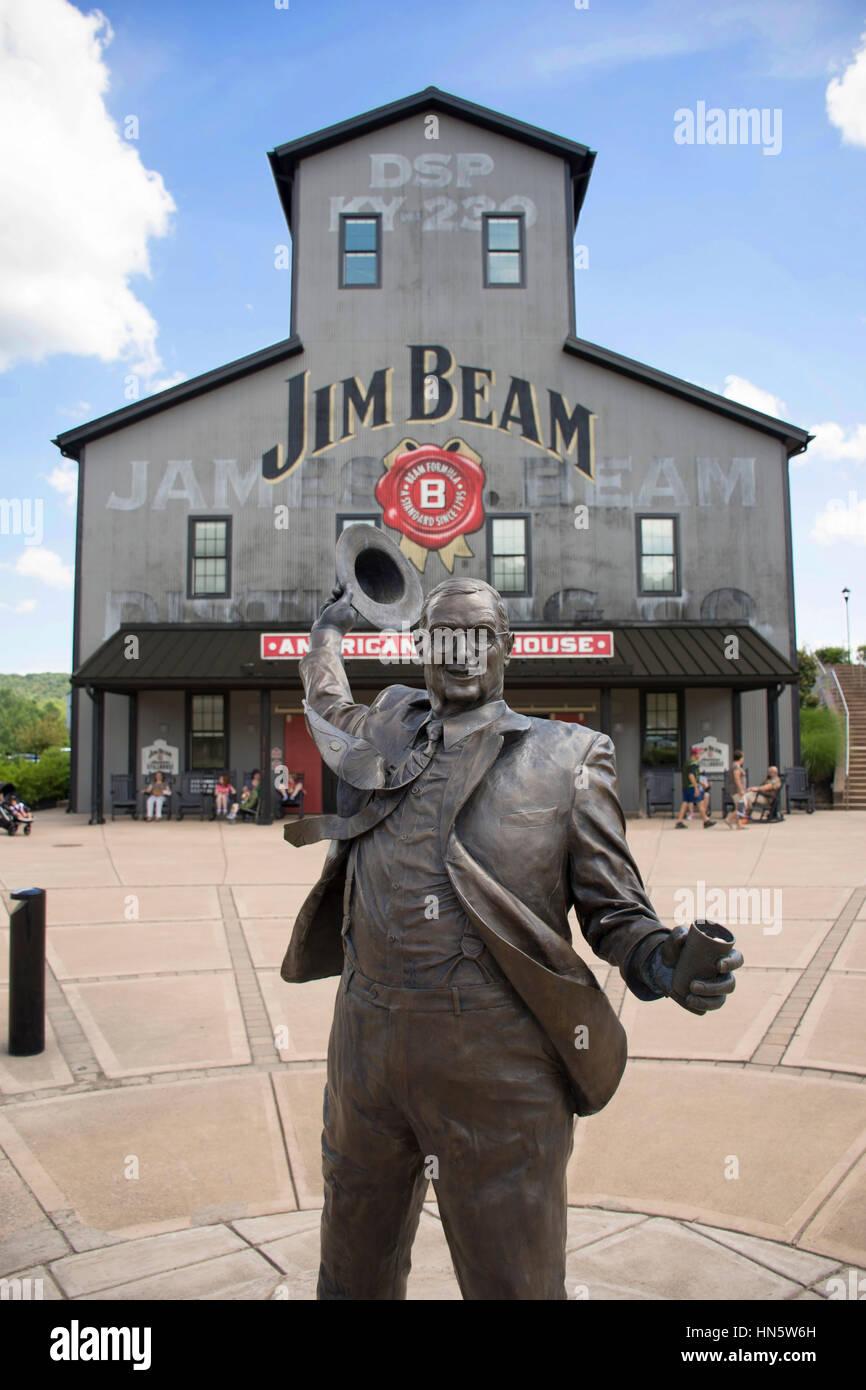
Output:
[816,659,850,810]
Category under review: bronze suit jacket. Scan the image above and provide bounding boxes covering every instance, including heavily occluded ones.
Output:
[281,629,670,1115]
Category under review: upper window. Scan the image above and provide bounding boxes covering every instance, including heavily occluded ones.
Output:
[483,213,525,287]
[339,214,381,288]
[188,517,231,598]
[637,515,680,595]
[488,515,529,594]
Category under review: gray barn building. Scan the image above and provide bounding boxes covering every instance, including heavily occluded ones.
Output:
[54,87,809,823]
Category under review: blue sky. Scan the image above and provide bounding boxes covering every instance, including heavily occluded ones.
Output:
[1,0,864,670]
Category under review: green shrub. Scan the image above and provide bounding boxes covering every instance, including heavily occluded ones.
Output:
[799,706,842,783]
[0,748,70,804]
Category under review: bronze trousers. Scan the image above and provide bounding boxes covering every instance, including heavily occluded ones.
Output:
[317,965,576,1300]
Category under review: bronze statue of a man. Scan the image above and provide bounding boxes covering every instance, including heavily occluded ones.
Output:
[282,576,741,1300]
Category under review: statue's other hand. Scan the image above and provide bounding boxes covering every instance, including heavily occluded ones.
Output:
[657,928,743,1013]
[315,583,357,636]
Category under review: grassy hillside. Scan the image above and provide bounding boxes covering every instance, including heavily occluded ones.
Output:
[0,672,71,714]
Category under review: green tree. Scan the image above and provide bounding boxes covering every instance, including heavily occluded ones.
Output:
[798,648,819,704]
[0,688,68,756]
[814,646,850,665]
[857,645,866,666]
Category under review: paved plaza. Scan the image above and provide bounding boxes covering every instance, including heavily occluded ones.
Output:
[1,807,865,1300]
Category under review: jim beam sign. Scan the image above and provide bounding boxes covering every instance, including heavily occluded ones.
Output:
[261,344,596,573]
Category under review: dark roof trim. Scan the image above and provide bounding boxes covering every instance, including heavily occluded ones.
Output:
[564,335,812,457]
[269,86,596,230]
[53,336,304,460]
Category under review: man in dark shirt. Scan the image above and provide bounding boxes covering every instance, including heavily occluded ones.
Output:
[283,576,741,1300]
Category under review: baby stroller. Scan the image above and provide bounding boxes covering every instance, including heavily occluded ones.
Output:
[0,783,33,835]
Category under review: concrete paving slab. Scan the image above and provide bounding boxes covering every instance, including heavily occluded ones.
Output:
[44,886,222,926]
[831,921,866,972]
[564,1207,648,1251]
[567,1061,866,1252]
[406,1212,461,1299]
[1,1077,296,1233]
[232,1209,321,1244]
[46,921,232,980]
[107,849,230,887]
[0,1265,66,1299]
[231,883,320,919]
[64,975,250,1077]
[566,1217,800,1300]
[0,1153,70,1276]
[257,1227,321,1299]
[77,1248,282,1300]
[620,969,797,1062]
[783,975,866,1075]
[0,994,74,1095]
[272,1068,326,1209]
[259,972,338,1061]
[720,919,834,971]
[240,919,296,969]
[687,1223,841,1284]
[797,1149,866,1268]
[51,1224,246,1297]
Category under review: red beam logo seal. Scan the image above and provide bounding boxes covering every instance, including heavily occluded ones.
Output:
[375,438,486,573]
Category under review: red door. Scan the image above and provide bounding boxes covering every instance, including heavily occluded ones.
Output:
[283,714,322,814]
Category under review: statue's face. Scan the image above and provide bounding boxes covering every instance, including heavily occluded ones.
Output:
[421,591,513,716]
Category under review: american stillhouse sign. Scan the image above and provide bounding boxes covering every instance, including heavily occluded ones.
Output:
[260,632,614,659]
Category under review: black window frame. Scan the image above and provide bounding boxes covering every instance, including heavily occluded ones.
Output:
[339,213,382,289]
[482,212,526,289]
[186,691,229,772]
[486,513,531,597]
[640,689,685,768]
[187,515,232,600]
[635,513,681,597]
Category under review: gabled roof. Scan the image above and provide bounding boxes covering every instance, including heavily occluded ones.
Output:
[53,337,303,460]
[268,86,596,229]
[564,336,812,457]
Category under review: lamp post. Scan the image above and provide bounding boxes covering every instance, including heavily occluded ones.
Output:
[842,588,851,663]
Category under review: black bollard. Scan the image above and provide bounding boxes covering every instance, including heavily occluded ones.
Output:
[8,888,46,1056]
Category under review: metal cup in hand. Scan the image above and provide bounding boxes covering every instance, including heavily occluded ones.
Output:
[670,920,736,1012]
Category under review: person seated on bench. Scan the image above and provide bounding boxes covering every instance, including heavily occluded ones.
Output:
[233,771,261,823]
[214,773,235,817]
[144,771,170,821]
[742,766,782,822]
[278,771,304,814]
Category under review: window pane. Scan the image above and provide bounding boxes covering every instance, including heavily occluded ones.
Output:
[492,518,525,554]
[641,555,675,592]
[641,518,674,555]
[194,521,226,558]
[492,555,525,591]
[487,252,521,284]
[340,517,380,530]
[344,218,377,251]
[487,218,520,250]
[643,691,678,763]
[344,253,377,285]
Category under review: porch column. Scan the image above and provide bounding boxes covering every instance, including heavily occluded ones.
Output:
[767,684,781,768]
[600,687,612,737]
[128,691,138,777]
[732,689,742,752]
[259,688,273,825]
[88,686,105,825]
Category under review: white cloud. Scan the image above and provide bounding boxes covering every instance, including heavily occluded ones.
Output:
[810,491,866,547]
[722,375,787,417]
[43,459,79,509]
[58,401,92,419]
[0,599,37,613]
[0,0,176,380]
[145,370,188,396]
[7,548,74,589]
[826,30,866,147]
[808,422,866,463]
